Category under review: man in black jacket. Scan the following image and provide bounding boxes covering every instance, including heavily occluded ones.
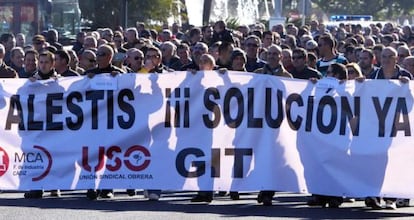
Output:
[84,44,125,200]
[290,48,322,79]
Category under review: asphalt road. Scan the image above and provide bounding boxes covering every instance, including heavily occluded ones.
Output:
[1,191,414,220]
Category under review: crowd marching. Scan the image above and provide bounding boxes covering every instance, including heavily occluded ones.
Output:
[1,18,413,210]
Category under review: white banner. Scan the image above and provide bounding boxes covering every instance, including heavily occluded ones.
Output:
[0,71,413,198]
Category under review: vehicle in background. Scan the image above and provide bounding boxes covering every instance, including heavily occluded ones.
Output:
[0,0,81,45]
[326,14,388,29]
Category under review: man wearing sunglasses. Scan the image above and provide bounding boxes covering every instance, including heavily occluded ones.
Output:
[84,44,125,78]
[125,48,144,72]
[54,50,80,77]
[244,35,265,72]
[181,42,209,71]
[141,46,172,73]
[83,44,125,200]
[290,48,322,79]
[79,49,97,73]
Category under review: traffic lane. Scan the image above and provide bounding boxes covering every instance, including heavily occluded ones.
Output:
[0,191,413,219]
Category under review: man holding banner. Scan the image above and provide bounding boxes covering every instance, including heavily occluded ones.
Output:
[84,44,125,200]
[364,46,412,210]
[254,44,292,206]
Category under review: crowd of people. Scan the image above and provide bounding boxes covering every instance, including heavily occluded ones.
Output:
[0,18,413,209]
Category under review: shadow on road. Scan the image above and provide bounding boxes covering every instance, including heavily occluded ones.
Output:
[0,192,413,219]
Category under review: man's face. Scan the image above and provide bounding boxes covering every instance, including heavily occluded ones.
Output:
[102,31,113,42]
[161,45,173,59]
[373,49,382,64]
[221,45,234,62]
[11,50,24,68]
[24,53,37,72]
[177,48,189,61]
[403,58,414,74]
[80,53,96,70]
[281,51,292,67]
[244,38,260,58]
[126,51,144,71]
[145,50,161,68]
[39,55,54,73]
[318,39,329,57]
[292,52,306,69]
[262,34,273,47]
[381,49,397,69]
[208,46,219,61]
[33,41,46,52]
[68,51,78,67]
[172,23,180,32]
[274,24,284,34]
[191,43,207,63]
[267,47,282,66]
[54,55,66,70]
[231,56,245,71]
[5,37,16,50]
[113,36,123,48]
[126,31,137,43]
[358,52,373,69]
[191,33,202,44]
[83,38,96,50]
[397,49,409,65]
[326,66,335,78]
[203,27,213,40]
[16,34,25,47]
[198,55,214,71]
[96,48,111,68]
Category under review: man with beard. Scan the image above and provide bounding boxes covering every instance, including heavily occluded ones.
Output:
[358,49,379,77]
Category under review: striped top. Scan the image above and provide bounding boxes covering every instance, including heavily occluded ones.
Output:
[316,54,348,76]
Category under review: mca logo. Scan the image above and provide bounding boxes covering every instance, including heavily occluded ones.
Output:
[0,147,10,177]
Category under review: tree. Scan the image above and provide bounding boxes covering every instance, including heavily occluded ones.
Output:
[79,0,174,29]
[127,0,174,25]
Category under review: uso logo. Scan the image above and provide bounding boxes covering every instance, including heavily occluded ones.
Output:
[0,147,9,177]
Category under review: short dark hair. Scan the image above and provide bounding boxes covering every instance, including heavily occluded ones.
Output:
[24,49,39,59]
[360,48,374,59]
[55,50,70,64]
[292,48,308,59]
[189,28,201,38]
[218,41,233,54]
[39,51,55,62]
[11,47,24,59]
[0,33,14,44]
[319,34,334,49]
[329,63,348,80]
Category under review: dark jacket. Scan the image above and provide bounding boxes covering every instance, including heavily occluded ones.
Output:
[369,65,413,80]
[84,64,126,75]
[291,66,323,79]
[211,29,234,44]
[59,68,81,77]
[245,57,266,72]
[0,62,18,78]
